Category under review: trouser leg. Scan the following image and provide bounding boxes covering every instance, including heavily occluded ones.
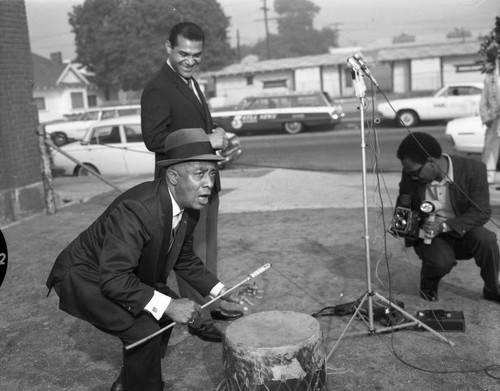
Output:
[454,227,500,296]
[107,313,173,391]
[481,124,500,184]
[414,236,457,294]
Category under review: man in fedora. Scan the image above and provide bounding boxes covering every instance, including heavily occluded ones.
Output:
[46,128,258,391]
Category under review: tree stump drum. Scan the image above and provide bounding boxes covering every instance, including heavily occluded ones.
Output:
[223,311,326,390]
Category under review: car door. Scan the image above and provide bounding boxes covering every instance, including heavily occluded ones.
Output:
[86,124,128,175]
[121,123,155,175]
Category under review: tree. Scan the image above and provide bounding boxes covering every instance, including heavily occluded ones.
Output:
[69,0,232,92]
[249,0,338,60]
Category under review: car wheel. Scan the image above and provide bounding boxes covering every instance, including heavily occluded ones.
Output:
[283,121,304,134]
[51,132,68,146]
[397,110,419,127]
[75,163,99,177]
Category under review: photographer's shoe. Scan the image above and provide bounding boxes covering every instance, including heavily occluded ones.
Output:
[420,289,438,302]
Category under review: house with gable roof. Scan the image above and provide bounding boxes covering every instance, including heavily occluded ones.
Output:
[32,52,116,123]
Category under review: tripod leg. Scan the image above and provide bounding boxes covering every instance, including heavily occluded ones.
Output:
[325,292,369,362]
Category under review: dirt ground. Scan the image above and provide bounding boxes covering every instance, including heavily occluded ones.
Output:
[1,188,500,391]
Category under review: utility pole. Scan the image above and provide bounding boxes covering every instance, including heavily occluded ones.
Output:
[236,29,241,62]
[261,0,271,60]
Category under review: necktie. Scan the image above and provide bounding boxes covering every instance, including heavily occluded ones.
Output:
[171,211,183,242]
[188,78,201,102]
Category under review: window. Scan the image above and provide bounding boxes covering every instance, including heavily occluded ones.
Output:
[90,126,121,144]
[101,110,117,120]
[124,124,143,142]
[34,97,46,110]
[263,79,287,89]
[87,95,97,107]
[71,92,84,109]
[273,97,291,108]
[118,108,141,116]
[251,98,271,109]
[296,95,322,107]
[82,111,99,121]
[238,98,256,110]
[446,86,481,96]
[246,75,254,85]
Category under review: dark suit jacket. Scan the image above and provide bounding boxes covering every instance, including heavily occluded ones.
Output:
[397,155,491,246]
[46,178,219,331]
[140,63,220,189]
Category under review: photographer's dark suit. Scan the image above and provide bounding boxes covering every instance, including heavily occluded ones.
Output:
[46,178,219,390]
[397,155,500,298]
[141,63,220,324]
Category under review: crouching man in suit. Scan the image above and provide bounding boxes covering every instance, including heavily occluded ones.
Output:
[46,128,259,391]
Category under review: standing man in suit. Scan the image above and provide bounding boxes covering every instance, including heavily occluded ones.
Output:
[480,30,500,184]
[141,21,242,343]
[46,129,259,391]
[394,132,500,303]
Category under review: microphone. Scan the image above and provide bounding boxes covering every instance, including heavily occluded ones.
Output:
[347,56,361,72]
[347,57,366,98]
[352,52,379,87]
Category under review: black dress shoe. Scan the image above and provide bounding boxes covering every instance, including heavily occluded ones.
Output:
[420,290,438,302]
[210,307,244,321]
[483,289,500,303]
[188,322,223,342]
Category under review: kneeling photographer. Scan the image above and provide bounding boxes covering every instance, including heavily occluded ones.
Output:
[391,132,500,304]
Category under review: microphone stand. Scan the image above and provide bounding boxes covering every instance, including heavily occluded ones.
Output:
[325,66,453,363]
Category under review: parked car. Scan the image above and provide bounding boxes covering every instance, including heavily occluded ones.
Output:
[51,115,242,176]
[445,115,485,154]
[211,91,344,135]
[377,83,483,127]
[45,104,141,146]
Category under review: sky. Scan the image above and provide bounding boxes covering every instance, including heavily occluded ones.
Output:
[25,0,500,61]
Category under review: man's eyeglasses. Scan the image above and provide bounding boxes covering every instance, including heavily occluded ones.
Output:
[406,162,426,178]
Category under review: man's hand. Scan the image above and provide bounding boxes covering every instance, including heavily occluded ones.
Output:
[208,127,229,151]
[221,282,263,308]
[164,298,201,324]
[422,218,444,239]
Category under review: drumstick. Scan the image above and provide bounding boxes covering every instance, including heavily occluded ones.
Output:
[125,263,271,350]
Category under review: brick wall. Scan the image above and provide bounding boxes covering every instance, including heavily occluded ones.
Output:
[0,0,45,223]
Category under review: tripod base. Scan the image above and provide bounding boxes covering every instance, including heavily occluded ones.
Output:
[326,291,454,362]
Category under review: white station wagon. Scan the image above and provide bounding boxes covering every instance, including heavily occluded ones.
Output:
[377,83,483,127]
[212,91,344,135]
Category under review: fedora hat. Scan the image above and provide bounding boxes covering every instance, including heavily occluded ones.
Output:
[157,128,225,168]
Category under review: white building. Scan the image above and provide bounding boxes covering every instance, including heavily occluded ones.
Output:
[32,53,114,123]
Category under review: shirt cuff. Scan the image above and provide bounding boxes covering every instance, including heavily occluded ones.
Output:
[210,282,225,298]
[144,290,172,321]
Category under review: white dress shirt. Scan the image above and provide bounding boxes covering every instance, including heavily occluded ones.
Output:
[144,189,223,320]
